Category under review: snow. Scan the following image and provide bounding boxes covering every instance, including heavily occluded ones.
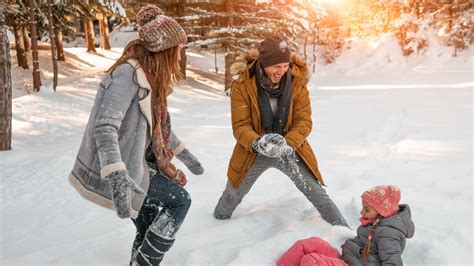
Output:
[109,24,138,48]
[1,35,473,265]
[9,46,121,98]
[394,13,417,27]
[279,40,289,50]
[182,15,199,21]
[98,0,127,17]
[313,33,474,75]
[6,30,14,43]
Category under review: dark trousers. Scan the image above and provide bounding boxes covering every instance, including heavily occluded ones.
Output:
[131,172,191,265]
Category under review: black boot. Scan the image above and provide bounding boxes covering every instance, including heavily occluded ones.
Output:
[130,233,144,265]
[134,230,175,266]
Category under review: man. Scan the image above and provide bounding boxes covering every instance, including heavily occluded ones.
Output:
[214,36,348,227]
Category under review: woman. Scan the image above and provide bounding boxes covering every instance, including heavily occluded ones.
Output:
[68,5,192,265]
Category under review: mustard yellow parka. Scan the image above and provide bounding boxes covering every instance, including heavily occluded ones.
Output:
[227,49,324,188]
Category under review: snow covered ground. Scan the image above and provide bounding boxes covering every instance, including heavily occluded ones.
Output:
[1,37,473,265]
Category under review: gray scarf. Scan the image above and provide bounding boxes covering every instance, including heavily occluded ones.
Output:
[255,61,292,135]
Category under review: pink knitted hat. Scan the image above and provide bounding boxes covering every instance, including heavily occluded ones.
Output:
[362,185,401,217]
[137,4,187,52]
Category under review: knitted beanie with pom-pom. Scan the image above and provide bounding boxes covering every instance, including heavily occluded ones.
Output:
[136,4,187,52]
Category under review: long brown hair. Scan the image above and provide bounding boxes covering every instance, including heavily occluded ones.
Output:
[108,39,183,105]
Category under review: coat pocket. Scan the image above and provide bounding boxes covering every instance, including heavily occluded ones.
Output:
[229,144,252,174]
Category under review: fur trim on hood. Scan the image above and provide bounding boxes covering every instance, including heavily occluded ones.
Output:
[230,48,310,84]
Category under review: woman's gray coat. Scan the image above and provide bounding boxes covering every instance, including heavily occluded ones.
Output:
[68,60,154,219]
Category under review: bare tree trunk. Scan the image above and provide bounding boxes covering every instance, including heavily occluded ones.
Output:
[83,0,96,53]
[0,5,12,150]
[29,0,41,92]
[214,44,218,74]
[53,15,65,61]
[84,19,96,53]
[98,11,111,50]
[383,7,391,33]
[224,52,235,94]
[12,24,28,69]
[177,0,185,17]
[22,26,30,52]
[55,28,65,61]
[48,0,58,91]
[179,46,186,79]
[225,0,234,26]
[304,35,307,65]
[312,31,316,73]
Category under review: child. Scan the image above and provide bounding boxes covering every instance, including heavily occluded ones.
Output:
[277,185,415,265]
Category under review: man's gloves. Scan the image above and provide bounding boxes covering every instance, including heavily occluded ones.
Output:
[176,148,204,175]
[252,133,291,158]
[107,170,146,218]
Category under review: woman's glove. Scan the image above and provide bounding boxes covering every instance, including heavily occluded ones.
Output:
[252,133,290,158]
[176,148,204,175]
[107,170,146,218]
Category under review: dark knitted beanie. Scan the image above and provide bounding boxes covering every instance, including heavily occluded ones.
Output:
[258,36,291,67]
[137,4,187,52]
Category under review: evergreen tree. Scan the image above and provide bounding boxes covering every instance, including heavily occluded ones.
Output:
[4,0,30,69]
[28,0,41,92]
[0,4,12,150]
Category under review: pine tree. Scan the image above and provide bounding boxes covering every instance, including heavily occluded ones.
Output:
[28,0,41,92]
[50,1,82,61]
[0,4,12,150]
[82,0,97,53]
[97,8,111,50]
[4,0,29,69]
[47,0,58,91]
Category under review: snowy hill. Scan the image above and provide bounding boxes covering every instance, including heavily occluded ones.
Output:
[1,36,473,265]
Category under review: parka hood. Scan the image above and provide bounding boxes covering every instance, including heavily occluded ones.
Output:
[380,204,415,239]
[230,48,310,85]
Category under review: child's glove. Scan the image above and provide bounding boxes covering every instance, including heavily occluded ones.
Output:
[176,148,204,175]
[107,170,146,218]
[252,133,290,158]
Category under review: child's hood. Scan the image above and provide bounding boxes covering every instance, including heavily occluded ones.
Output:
[379,204,415,239]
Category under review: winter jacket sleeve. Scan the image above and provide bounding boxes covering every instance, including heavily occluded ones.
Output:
[341,239,365,266]
[94,63,139,178]
[377,228,404,265]
[285,84,312,150]
[230,82,260,151]
[170,130,186,156]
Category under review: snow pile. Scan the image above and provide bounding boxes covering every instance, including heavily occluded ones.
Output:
[109,24,138,48]
[63,37,86,48]
[312,33,473,76]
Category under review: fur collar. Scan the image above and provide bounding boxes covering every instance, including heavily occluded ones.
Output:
[126,59,173,96]
[127,59,153,136]
[230,48,310,84]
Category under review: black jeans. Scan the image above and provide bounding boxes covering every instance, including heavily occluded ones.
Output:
[132,172,192,253]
